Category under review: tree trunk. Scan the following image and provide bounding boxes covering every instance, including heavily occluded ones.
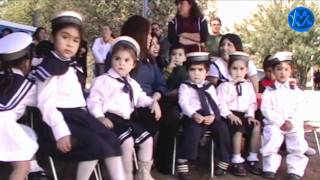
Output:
[32,10,41,27]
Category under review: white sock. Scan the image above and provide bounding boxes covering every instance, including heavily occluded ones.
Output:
[76,160,98,180]
[29,160,44,172]
[105,156,126,180]
[138,137,153,162]
[121,138,134,173]
[232,154,245,164]
[247,152,259,162]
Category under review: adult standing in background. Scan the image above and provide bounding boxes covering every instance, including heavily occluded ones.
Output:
[92,25,113,76]
[206,17,223,57]
[168,0,208,54]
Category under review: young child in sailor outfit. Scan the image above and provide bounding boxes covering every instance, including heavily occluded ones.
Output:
[33,11,125,180]
[87,36,161,180]
[260,52,308,180]
[176,52,231,180]
[0,32,40,180]
[217,52,261,177]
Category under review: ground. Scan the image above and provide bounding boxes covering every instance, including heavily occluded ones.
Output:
[1,133,319,180]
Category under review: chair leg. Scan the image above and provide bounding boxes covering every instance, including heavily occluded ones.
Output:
[133,149,139,170]
[48,156,58,180]
[172,136,177,175]
[96,162,102,180]
[314,130,320,156]
[210,137,214,178]
[93,166,99,180]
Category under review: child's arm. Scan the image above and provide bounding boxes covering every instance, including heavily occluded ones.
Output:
[260,89,285,127]
[163,63,175,80]
[216,84,232,118]
[245,83,258,119]
[37,77,71,141]
[86,76,111,119]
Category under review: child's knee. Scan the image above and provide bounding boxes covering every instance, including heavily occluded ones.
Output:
[140,137,153,148]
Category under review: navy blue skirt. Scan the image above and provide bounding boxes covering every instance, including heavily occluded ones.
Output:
[35,107,122,161]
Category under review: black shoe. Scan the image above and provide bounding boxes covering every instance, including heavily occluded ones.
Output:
[246,161,262,175]
[230,163,247,176]
[287,173,301,180]
[262,171,276,179]
[214,166,227,176]
[214,162,228,176]
[28,171,51,180]
[176,163,192,180]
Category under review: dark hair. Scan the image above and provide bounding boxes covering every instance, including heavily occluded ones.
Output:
[151,22,160,27]
[186,61,210,72]
[211,17,222,25]
[169,43,185,56]
[262,55,272,70]
[218,33,243,57]
[1,27,13,34]
[35,40,53,58]
[175,0,202,19]
[51,23,83,40]
[0,56,31,96]
[111,43,138,64]
[33,27,46,41]
[147,33,160,63]
[272,60,292,70]
[121,15,151,60]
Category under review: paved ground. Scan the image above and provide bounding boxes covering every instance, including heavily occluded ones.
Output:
[1,133,319,180]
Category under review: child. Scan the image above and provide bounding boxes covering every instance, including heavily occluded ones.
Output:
[217,51,261,176]
[0,32,41,180]
[259,55,275,93]
[155,44,188,174]
[86,36,161,180]
[260,52,308,180]
[176,52,231,180]
[162,44,187,80]
[33,11,125,180]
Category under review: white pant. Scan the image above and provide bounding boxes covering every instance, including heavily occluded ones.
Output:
[260,125,308,176]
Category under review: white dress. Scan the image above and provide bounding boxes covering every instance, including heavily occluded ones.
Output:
[0,68,39,161]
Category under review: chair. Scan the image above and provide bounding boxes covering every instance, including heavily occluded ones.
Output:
[171,130,215,178]
[304,124,320,156]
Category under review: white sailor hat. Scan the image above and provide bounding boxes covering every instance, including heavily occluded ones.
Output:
[186,52,209,63]
[111,36,141,59]
[269,51,293,66]
[229,51,250,61]
[0,32,32,62]
[51,11,83,28]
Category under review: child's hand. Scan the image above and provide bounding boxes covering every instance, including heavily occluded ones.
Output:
[280,121,293,131]
[192,112,205,124]
[150,101,162,121]
[97,117,114,129]
[247,117,260,126]
[168,59,177,69]
[203,115,215,125]
[227,114,242,126]
[57,135,72,153]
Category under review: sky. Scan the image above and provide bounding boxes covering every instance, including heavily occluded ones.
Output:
[215,0,269,30]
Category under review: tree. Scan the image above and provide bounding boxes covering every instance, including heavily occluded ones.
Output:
[235,0,320,88]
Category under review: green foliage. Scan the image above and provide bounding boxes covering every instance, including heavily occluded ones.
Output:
[235,1,320,87]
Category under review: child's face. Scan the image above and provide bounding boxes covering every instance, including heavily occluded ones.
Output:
[229,60,248,82]
[170,48,186,66]
[220,39,236,62]
[188,64,208,84]
[273,62,292,83]
[111,50,136,77]
[53,27,80,59]
[264,67,275,80]
[148,36,160,58]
